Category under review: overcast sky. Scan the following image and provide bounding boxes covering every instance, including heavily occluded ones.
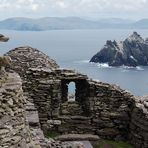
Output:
[0,0,148,20]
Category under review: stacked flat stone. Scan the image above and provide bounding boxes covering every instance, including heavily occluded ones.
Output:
[0,72,74,148]
[5,47,62,147]
[0,72,35,148]
[129,96,148,148]
[5,46,59,76]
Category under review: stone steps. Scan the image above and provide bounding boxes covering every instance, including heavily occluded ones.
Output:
[55,134,100,141]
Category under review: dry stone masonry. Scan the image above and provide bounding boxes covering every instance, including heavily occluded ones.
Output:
[0,72,35,148]
[0,47,83,148]
[24,69,134,138]
[0,46,148,148]
[129,96,148,148]
[5,46,59,75]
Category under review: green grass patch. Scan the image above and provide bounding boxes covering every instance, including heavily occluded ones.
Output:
[93,140,133,148]
[46,131,59,138]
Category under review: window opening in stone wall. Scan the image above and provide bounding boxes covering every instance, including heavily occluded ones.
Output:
[68,82,76,102]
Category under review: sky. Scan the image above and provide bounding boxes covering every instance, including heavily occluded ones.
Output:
[0,0,148,20]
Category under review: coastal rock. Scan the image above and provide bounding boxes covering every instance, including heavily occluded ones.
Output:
[90,32,148,67]
[0,34,9,42]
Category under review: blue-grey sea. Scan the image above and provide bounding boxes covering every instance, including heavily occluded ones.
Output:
[1,29,148,96]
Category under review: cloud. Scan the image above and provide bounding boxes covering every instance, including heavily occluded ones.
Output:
[31,4,39,11]
[55,1,67,8]
[0,0,148,19]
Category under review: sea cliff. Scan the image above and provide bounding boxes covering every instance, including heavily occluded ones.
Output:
[90,32,148,67]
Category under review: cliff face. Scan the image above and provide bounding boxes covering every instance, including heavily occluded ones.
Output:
[90,32,148,67]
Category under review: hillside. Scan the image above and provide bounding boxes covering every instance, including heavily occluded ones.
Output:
[0,17,97,31]
[1,17,147,31]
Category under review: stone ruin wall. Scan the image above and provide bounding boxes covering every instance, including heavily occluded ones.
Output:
[0,47,78,148]
[129,96,148,148]
[0,72,35,148]
[0,71,86,148]
[24,68,148,148]
[88,80,148,147]
[2,46,148,148]
[88,80,133,140]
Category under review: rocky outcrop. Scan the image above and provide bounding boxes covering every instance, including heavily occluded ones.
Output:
[0,34,9,42]
[90,32,148,67]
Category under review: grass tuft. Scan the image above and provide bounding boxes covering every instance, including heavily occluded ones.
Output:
[46,131,59,138]
[93,139,133,148]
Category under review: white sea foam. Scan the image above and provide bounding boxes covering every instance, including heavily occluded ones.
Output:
[96,63,145,70]
[74,60,145,71]
[123,65,144,71]
[136,66,144,71]
[97,63,111,68]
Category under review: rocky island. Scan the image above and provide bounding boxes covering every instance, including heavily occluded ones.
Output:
[90,32,148,67]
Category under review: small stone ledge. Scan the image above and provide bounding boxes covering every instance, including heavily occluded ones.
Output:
[55,134,100,141]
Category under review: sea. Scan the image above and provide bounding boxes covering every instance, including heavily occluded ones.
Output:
[1,29,148,96]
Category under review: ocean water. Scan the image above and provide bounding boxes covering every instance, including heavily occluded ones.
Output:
[1,29,148,96]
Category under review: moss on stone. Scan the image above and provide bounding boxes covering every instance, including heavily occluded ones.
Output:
[93,140,133,148]
[46,131,60,138]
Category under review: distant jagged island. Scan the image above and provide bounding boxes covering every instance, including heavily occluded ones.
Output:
[90,32,148,67]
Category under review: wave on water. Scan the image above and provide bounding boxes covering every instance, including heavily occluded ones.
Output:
[135,66,144,71]
[73,60,90,64]
[123,66,144,71]
[97,63,111,68]
[96,63,145,70]
[73,60,145,71]
[96,63,144,70]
